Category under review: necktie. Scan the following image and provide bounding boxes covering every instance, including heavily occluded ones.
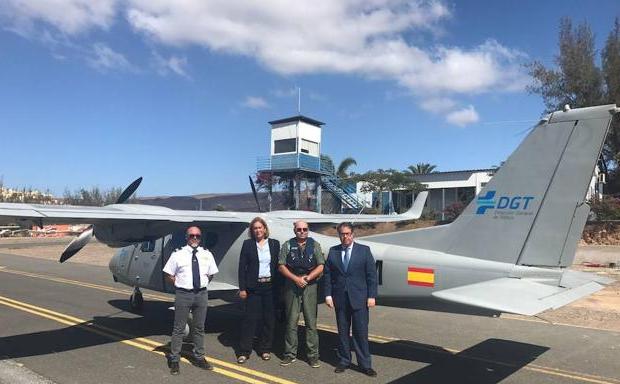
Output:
[192,249,201,290]
[343,246,350,272]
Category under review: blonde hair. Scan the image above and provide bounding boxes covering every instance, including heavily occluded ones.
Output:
[248,217,270,240]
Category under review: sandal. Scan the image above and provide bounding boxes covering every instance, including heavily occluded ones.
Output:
[261,353,271,361]
[237,355,247,364]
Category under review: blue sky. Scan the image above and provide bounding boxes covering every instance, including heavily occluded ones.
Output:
[0,1,618,197]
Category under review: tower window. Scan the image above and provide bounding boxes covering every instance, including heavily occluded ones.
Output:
[274,138,296,154]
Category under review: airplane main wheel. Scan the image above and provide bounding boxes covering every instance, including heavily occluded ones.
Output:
[129,290,144,310]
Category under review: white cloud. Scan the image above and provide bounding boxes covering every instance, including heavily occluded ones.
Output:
[0,0,118,36]
[1,0,529,119]
[446,105,479,127]
[242,96,269,109]
[419,97,457,113]
[87,43,134,72]
[152,52,190,78]
[124,1,527,96]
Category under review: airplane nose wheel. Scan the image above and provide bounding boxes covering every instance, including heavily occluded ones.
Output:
[129,287,143,310]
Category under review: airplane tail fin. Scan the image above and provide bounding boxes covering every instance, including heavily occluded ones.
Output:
[367,104,618,267]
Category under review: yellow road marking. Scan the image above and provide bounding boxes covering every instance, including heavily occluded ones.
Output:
[2,267,620,383]
[0,268,170,301]
[0,295,297,384]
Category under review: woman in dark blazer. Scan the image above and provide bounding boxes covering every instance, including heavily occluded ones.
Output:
[237,216,280,363]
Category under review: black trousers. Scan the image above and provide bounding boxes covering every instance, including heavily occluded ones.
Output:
[239,282,275,356]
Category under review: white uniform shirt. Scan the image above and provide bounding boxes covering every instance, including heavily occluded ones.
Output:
[163,245,219,290]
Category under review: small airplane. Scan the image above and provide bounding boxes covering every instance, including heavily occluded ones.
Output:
[0,104,617,318]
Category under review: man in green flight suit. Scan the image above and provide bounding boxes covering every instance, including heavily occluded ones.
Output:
[278,220,324,368]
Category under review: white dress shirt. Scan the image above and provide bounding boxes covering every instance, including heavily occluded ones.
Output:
[326,242,354,302]
[256,241,271,278]
[163,245,219,290]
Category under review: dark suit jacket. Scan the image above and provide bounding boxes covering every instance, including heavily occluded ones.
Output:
[324,242,378,310]
[238,238,280,291]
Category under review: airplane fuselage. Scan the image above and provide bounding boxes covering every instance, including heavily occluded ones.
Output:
[107,221,562,313]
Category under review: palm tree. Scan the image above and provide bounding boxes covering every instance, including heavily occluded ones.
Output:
[337,157,357,179]
[407,163,437,174]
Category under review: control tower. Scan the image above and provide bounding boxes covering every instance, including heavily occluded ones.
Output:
[256,115,365,213]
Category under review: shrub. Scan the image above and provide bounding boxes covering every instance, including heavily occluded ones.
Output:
[590,197,620,220]
[443,202,466,222]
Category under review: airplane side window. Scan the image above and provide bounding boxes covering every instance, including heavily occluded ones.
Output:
[141,240,155,252]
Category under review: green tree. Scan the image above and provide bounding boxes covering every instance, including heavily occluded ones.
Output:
[336,157,357,179]
[527,17,620,192]
[406,163,437,174]
[355,169,424,212]
[63,186,136,206]
[527,18,602,111]
[602,19,620,173]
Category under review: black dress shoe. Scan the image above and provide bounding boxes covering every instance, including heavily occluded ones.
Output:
[169,362,180,375]
[192,357,214,370]
[363,368,377,377]
[335,364,348,373]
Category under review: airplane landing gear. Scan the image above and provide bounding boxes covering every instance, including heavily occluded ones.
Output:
[129,287,143,310]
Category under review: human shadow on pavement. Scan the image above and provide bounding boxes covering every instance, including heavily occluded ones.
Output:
[1,298,547,384]
[375,338,548,384]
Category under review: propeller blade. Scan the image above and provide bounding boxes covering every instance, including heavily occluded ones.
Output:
[60,226,93,263]
[249,175,262,212]
[116,177,143,204]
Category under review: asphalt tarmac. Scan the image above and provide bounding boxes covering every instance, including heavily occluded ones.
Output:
[1,251,619,384]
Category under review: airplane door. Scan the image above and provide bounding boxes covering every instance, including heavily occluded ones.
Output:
[127,238,164,291]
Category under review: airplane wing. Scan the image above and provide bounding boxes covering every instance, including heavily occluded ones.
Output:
[431,270,614,316]
[0,202,255,225]
[0,191,427,226]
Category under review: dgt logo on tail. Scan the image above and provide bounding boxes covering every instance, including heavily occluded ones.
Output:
[476,191,535,215]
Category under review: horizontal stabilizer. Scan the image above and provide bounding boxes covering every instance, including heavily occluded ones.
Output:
[432,275,609,316]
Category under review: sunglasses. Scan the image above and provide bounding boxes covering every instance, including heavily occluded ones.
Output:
[187,234,201,239]
[295,227,309,232]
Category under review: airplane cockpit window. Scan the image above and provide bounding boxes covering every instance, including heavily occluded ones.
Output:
[141,240,155,252]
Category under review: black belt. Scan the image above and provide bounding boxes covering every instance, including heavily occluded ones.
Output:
[257,277,272,283]
[176,287,206,293]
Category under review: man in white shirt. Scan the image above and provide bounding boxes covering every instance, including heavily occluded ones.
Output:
[163,226,219,375]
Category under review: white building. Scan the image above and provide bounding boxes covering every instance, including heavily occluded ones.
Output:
[356,166,603,220]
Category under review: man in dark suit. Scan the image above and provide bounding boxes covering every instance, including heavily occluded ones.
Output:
[324,222,378,377]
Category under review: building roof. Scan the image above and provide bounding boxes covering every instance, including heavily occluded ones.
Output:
[410,168,496,181]
[418,168,496,175]
[268,115,325,127]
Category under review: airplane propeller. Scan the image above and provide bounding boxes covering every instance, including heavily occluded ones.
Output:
[116,177,142,204]
[60,225,93,263]
[59,177,143,263]
[249,175,262,212]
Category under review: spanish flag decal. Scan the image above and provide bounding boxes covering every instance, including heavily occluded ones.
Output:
[407,267,435,287]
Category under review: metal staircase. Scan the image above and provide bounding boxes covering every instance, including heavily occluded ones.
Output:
[321,175,365,212]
